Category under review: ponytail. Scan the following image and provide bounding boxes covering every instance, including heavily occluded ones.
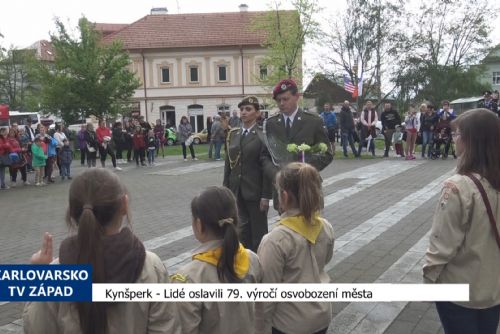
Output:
[278,162,323,224]
[217,219,241,283]
[76,207,107,334]
[191,187,241,283]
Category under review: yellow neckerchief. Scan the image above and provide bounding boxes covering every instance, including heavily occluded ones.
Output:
[279,213,324,244]
[193,243,250,279]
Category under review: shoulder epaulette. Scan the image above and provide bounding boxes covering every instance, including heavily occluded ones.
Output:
[170,273,189,283]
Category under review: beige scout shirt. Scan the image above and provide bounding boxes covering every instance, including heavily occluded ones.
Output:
[424,174,500,309]
[172,240,262,334]
[256,210,335,334]
[23,251,180,334]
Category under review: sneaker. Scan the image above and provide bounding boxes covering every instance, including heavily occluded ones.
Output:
[10,182,17,188]
[67,176,72,180]
[215,158,221,161]
[141,163,147,167]
[183,158,188,162]
[192,157,198,161]
[35,182,42,187]
[23,181,31,186]
[114,166,122,171]
[61,176,65,180]
[410,155,416,160]
[0,185,9,190]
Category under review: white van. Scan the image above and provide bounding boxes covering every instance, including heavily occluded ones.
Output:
[8,111,42,130]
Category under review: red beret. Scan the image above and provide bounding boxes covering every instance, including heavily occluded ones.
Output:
[273,79,298,99]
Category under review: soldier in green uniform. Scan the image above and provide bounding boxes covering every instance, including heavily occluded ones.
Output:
[264,79,334,171]
[264,79,334,212]
[223,96,276,252]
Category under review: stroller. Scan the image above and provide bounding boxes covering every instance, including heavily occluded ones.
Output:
[430,128,456,160]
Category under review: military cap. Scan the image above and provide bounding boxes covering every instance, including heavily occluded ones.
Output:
[238,95,260,110]
[272,79,298,99]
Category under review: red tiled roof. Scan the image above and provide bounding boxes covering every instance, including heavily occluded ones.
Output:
[103,11,295,50]
[94,23,129,36]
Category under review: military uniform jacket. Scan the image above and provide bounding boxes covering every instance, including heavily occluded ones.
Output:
[171,240,262,334]
[264,109,333,171]
[223,126,275,201]
[255,210,335,334]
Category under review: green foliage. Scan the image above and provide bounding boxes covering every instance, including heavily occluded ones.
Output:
[253,0,322,89]
[392,0,492,108]
[33,17,140,122]
[0,47,38,110]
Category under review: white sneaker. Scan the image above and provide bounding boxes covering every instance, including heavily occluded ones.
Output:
[183,158,188,162]
[10,182,17,188]
[192,157,198,161]
[24,181,31,186]
[114,166,122,171]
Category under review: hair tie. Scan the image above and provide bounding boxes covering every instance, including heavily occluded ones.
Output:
[217,218,233,227]
[82,204,93,211]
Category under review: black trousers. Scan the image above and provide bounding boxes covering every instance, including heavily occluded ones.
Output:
[237,192,268,252]
[436,302,500,334]
[98,145,117,167]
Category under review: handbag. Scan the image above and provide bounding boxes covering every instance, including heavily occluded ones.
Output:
[466,173,500,249]
[87,144,96,153]
[185,135,194,146]
[0,153,12,166]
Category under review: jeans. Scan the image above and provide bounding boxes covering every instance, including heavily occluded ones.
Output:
[9,165,27,182]
[134,149,145,165]
[383,129,395,156]
[80,147,86,165]
[99,145,117,168]
[0,166,5,187]
[214,140,223,160]
[181,143,195,159]
[341,130,357,157]
[421,130,433,157]
[61,163,71,177]
[435,302,500,334]
[147,148,155,164]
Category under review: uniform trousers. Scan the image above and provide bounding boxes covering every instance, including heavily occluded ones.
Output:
[237,192,268,252]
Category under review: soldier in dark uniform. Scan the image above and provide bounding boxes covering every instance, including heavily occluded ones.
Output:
[264,79,334,171]
[223,96,275,252]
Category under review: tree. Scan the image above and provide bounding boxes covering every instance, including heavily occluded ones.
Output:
[392,0,492,107]
[0,47,37,110]
[321,0,405,109]
[34,17,140,122]
[253,0,322,88]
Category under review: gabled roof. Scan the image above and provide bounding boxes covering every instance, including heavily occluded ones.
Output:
[94,23,129,37]
[102,11,292,50]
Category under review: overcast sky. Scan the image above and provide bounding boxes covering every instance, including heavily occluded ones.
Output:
[1,0,499,85]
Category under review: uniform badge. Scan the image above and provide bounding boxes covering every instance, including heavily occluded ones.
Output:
[170,273,188,283]
[281,83,287,90]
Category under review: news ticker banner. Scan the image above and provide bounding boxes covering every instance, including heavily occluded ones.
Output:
[0,265,468,302]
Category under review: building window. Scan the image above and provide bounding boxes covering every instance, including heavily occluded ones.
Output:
[190,66,199,82]
[259,65,268,80]
[161,67,170,83]
[493,72,500,85]
[218,65,227,81]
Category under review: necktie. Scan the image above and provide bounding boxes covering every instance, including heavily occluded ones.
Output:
[286,117,291,139]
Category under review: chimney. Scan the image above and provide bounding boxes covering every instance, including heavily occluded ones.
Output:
[151,7,168,15]
[239,4,248,12]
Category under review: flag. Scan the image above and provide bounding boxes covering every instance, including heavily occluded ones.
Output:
[357,72,363,98]
[343,75,355,94]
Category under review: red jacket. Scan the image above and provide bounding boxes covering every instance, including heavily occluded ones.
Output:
[0,136,12,155]
[132,133,146,149]
[7,137,21,153]
[96,126,111,144]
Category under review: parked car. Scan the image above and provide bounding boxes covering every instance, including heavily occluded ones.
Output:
[165,127,177,146]
[192,128,208,144]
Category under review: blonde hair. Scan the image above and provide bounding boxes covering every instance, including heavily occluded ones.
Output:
[276,162,323,224]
